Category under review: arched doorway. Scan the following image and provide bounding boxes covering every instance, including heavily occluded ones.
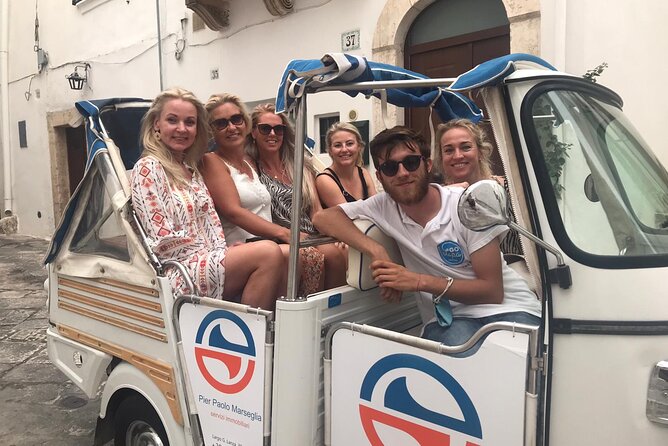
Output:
[404,0,510,139]
[371,0,541,132]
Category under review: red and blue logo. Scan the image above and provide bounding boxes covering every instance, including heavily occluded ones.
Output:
[359,353,482,446]
[194,310,256,394]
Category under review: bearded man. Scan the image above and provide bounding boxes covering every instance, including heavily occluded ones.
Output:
[313,126,540,354]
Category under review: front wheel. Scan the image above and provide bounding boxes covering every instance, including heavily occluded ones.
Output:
[114,394,169,446]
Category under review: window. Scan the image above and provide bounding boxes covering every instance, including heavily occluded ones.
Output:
[69,158,131,262]
[525,86,668,265]
[350,120,370,166]
[318,114,341,154]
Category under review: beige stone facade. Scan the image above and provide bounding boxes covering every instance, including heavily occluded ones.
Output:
[370,0,541,130]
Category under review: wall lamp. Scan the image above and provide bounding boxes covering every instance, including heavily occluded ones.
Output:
[66,63,90,90]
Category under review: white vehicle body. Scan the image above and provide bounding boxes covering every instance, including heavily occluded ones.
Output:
[45,55,668,445]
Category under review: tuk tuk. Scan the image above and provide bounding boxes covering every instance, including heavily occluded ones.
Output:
[45,53,668,445]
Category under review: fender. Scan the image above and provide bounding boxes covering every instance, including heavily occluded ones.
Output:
[99,361,189,446]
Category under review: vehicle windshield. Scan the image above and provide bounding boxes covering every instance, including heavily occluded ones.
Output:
[527,88,668,262]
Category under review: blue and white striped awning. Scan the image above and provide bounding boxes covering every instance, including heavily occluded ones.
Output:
[276,53,482,122]
[276,53,556,122]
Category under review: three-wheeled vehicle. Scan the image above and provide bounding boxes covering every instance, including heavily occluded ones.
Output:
[45,53,668,445]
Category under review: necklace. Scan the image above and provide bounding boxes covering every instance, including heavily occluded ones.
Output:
[262,163,287,181]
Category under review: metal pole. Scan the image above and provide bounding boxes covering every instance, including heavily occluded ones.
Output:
[155,0,164,90]
[0,0,12,213]
[286,98,307,300]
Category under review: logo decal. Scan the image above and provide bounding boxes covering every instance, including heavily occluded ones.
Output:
[438,240,465,266]
[359,353,482,445]
[194,310,256,394]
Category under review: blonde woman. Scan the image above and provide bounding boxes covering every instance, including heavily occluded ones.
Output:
[200,95,324,296]
[435,118,521,257]
[249,103,347,290]
[316,122,377,208]
[131,88,283,309]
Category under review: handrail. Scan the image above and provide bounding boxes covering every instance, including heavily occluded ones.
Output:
[312,77,456,93]
[163,260,196,296]
[324,321,541,393]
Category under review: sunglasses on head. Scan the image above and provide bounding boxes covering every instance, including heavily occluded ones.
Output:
[211,114,244,131]
[378,154,425,176]
[256,123,286,136]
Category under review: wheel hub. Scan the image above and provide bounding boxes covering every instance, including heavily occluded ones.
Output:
[126,420,165,446]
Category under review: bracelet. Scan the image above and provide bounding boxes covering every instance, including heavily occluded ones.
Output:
[433,276,454,304]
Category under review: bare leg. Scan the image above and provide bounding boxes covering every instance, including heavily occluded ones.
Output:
[316,242,348,289]
[277,244,291,298]
[223,240,283,310]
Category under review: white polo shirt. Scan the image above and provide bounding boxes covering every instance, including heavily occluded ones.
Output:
[339,184,540,322]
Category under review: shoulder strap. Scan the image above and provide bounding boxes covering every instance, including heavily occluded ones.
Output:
[318,168,346,194]
[357,166,369,199]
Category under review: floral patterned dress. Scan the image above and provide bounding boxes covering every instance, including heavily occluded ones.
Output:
[131,156,228,299]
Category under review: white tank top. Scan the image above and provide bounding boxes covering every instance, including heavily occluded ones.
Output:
[220,160,272,245]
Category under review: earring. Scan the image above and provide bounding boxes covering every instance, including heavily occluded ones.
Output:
[154,128,161,141]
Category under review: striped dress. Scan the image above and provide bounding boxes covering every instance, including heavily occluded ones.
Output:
[256,162,325,296]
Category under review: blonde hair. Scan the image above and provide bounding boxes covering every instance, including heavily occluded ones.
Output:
[325,122,364,166]
[434,118,493,184]
[204,93,252,144]
[248,103,318,213]
[140,87,209,185]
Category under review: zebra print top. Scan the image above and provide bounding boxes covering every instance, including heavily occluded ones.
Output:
[256,162,319,235]
[499,177,523,258]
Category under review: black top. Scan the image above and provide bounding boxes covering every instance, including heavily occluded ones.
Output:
[317,166,369,205]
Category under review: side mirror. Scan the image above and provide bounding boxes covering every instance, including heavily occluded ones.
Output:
[457,180,511,231]
[457,179,572,289]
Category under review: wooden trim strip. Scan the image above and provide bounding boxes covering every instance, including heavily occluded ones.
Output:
[95,277,159,297]
[59,278,162,313]
[58,301,167,342]
[59,289,165,328]
[56,324,182,425]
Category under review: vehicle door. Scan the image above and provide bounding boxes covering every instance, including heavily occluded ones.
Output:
[326,322,540,445]
[507,76,668,445]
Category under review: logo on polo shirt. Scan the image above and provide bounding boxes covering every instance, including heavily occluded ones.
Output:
[437,240,464,266]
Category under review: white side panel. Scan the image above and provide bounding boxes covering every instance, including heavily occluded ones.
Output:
[330,329,529,446]
[179,303,268,446]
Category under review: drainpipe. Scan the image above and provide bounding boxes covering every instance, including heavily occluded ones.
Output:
[0,0,12,214]
[155,0,164,90]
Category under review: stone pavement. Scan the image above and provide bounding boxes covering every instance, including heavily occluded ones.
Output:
[0,235,99,445]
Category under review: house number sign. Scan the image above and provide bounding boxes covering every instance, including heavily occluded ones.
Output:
[341,29,361,52]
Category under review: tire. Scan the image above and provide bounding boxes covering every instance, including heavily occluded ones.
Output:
[113,394,169,446]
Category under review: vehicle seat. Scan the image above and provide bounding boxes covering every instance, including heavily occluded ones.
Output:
[347,219,403,291]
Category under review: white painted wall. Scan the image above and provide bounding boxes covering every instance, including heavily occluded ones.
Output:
[541,0,668,167]
[4,0,668,235]
[5,0,386,236]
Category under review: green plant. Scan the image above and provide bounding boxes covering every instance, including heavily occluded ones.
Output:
[533,97,572,199]
[583,62,608,83]
[542,134,572,198]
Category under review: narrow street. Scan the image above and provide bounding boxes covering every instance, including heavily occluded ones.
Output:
[0,235,99,445]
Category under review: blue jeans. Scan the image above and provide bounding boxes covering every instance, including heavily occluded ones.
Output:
[422,311,541,358]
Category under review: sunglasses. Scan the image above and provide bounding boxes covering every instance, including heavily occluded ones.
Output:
[378,154,425,176]
[211,114,244,131]
[256,123,286,136]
